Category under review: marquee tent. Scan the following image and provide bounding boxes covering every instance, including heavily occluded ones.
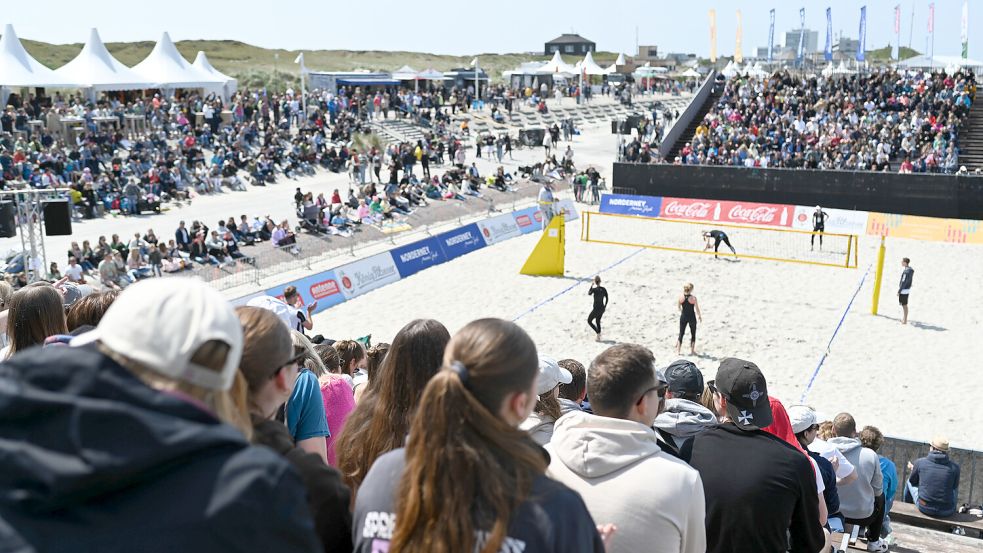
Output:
[192,51,237,100]
[537,51,575,75]
[579,51,607,76]
[417,68,445,80]
[391,65,418,81]
[0,24,76,88]
[56,28,149,92]
[131,32,224,90]
[896,54,983,72]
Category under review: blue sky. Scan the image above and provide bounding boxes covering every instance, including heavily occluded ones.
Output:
[6,0,978,58]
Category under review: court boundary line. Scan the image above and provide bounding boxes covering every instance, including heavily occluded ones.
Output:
[799,262,873,402]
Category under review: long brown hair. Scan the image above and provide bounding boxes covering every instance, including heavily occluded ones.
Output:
[333,338,365,376]
[7,284,67,355]
[391,318,544,553]
[335,319,449,490]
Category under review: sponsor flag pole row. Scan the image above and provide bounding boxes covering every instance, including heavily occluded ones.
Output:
[962,0,969,59]
[857,6,867,63]
[709,9,717,63]
[735,10,743,64]
[768,9,776,63]
[825,7,833,62]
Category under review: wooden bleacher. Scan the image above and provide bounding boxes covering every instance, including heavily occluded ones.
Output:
[890,502,983,538]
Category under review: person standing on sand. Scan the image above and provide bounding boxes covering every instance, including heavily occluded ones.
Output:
[702,230,736,259]
[676,283,702,355]
[898,257,913,325]
[587,276,608,342]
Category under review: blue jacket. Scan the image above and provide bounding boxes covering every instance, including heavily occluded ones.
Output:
[909,450,960,517]
[879,456,898,505]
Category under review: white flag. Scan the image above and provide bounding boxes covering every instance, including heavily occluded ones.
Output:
[962,0,970,59]
[294,52,306,73]
[470,57,478,67]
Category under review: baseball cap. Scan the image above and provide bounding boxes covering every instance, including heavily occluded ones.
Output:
[61,283,93,308]
[786,404,818,434]
[536,355,572,395]
[714,358,772,431]
[247,295,299,330]
[664,359,704,397]
[73,278,243,391]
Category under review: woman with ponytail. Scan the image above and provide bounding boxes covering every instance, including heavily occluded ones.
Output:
[352,318,606,553]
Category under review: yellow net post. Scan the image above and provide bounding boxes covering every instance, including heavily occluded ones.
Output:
[871,235,886,315]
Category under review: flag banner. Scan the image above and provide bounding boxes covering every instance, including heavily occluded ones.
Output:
[857,6,867,62]
[825,7,834,61]
[709,9,717,63]
[893,5,901,60]
[735,10,744,63]
[962,0,969,59]
[797,8,806,62]
[768,9,776,62]
[928,3,934,33]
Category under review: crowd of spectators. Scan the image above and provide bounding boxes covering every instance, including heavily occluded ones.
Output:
[0,274,966,552]
[677,69,976,173]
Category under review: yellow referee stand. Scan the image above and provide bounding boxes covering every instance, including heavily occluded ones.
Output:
[871,236,887,315]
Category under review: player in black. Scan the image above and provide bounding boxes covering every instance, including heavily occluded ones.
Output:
[676,283,702,355]
[702,230,737,259]
[811,206,829,251]
[587,276,608,342]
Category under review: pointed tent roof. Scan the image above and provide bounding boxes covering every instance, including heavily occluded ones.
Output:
[392,65,418,80]
[192,51,236,85]
[604,63,617,75]
[131,32,224,89]
[538,51,575,75]
[55,28,149,90]
[417,68,445,80]
[615,52,626,66]
[580,52,607,76]
[0,24,76,87]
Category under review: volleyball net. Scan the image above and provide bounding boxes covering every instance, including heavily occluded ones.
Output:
[581,211,859,269]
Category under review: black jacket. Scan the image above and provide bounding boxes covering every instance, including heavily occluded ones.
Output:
[689,423,824,553]
[0,345,321,553]
[908,450,960,517]
[252,416,354,552]
[175,226,191,250]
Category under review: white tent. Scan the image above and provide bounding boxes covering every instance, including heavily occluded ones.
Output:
[417,68,445,80]
[833,61,854,75]
[391,65,418,81]
[579,52,607,76]
[192,51,237,101]
[537,51,576,75]
[896,54,983,71]
[131,32,224,90]
[56,28,149,93]
[0,24,76,88]
[604,63,618,75]
[615,52,626,66]
[720,61,738,78]
[821,62,835,77]
[680,68,702,79]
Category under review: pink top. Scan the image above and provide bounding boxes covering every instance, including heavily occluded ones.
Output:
[320,375,355,466]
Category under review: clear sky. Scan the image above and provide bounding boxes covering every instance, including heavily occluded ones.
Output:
[6,0,978,58]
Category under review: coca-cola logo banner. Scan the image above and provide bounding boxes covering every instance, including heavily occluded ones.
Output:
[660,197,794,227]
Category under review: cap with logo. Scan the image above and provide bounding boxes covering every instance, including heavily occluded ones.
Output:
[73,278,243,391]
[536,355,572,395]
[714,357,772,431]
[664,359,704,397]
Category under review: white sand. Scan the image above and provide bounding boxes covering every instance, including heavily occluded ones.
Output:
[313,216,983,448]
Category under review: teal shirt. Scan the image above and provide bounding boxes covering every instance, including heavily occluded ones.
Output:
[286,369,330,442]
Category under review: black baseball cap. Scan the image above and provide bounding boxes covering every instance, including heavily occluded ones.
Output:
[664,360,704,397]
[714,358,772,431]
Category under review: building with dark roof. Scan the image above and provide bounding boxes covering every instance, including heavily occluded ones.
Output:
[545,34,596,56]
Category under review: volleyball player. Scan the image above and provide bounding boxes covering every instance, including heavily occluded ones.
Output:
[702,230,736,259]
[811,206,828,251]
[587,276,608,342]
[676,283,702,355]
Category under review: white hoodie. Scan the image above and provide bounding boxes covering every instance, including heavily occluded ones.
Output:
[546,411,706,553]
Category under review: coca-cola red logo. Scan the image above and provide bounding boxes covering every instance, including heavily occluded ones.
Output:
[341,275,352,289]
[663,200,712,219]
[728,205,778,224]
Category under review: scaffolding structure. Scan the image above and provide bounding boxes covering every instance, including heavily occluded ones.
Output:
[0,188,70,283]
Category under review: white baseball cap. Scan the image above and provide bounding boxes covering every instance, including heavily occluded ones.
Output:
[73,278,243,391]
[536,355,572,395]
[786,404,818,434]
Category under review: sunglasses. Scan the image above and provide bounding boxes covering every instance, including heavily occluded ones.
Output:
[272,346,306,379]
[635,384,668,406]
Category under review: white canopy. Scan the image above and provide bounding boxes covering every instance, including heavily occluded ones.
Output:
[538,51,576,75]
[896,54,983,71]
[680,68,701,78]
[821,62,835,77]
[720,61,738,78]
[131,32,224,89]
[56,28,149,91]
[392,65,418,80]
[417,68,445,80]
[604,63,618,75]
[615,52,626,66]
[192,51,237,100]
[833,61,854,75]
[0,24,76,88]
[579,52,607,76]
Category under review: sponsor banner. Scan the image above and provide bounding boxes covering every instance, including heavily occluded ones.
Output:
[792,206,869,235]
[336,252,401,300]
[866,213,983,244]
[264,269,346,314]
[513,206,544,235]
[660,197,793,227]
[477,212,522,245]
[391,236,446,278]
[437,223,486,260]
[599,193,662,217]
[555,199,580,222]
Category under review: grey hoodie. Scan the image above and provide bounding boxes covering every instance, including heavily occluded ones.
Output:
[828,436,883,519]
[546,411,706,553]
[653,398,717,450]
[558,397,583,416]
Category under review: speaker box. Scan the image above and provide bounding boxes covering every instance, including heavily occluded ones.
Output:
[0,202,14,238]
[42,200,72,236]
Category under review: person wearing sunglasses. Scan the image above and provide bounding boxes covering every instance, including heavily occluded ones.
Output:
[236,306,353,552]
[546,343,707,553]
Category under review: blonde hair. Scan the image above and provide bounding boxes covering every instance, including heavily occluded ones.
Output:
[100,341,252,439]
[683,283,694,294]
[291,330,325,376]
